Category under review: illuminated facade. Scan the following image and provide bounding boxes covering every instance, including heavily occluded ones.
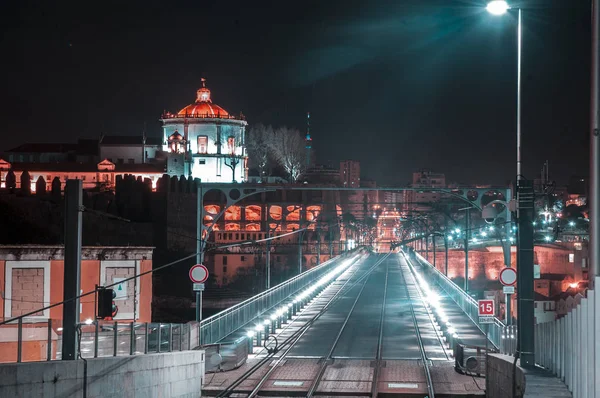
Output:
[161,79,248,182]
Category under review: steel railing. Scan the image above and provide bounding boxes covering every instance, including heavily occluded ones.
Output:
[0,318,196,363]
[0,254,351,363]
[197,254,348,345]
[409,251,505,349]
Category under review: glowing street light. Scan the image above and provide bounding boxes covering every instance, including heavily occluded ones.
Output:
[486,0,510,15]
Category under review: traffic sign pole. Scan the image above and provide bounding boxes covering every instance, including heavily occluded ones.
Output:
[190,265,209,329]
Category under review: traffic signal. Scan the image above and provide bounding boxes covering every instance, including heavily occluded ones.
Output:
[97,287,114,319]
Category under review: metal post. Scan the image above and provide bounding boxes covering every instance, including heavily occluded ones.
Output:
[195,291,201,322]
[444,236,449,276]
[465,207,470,293]
[197,183,204,265]
[298,230,304,273]
[62,179,82,361]
[94,320,99,358]
[113,321,118,357]
[17,317,22,363]
[47,319,53,361]
[590,0,600,285]
[316,227,321,264]
[516,8,522,182]
[433,234,436,269]
[517,179,535,368]
[144,323,149,354]
[266,229,271,289]
[130,321,135,355]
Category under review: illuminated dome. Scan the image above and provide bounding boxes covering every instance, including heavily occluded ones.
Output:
[177,78,229,118]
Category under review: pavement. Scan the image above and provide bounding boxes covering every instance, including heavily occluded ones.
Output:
[204,253,487,397]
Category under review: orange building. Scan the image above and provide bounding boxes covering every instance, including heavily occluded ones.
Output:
[0,245,153,362]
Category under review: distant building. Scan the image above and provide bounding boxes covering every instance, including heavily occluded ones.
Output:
[340,160,360,188]
[301,165,340,186]
[161,79,248,182]
[99,135,162,165]
[403,169,446,211]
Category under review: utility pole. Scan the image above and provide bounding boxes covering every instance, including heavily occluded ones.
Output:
[316,227,321,263]
[464,208,470,293]
[62,180,82,361]
[590,0,600,287]
[266,229,271,289]
[517,179,535,368]
[298,230,304,274]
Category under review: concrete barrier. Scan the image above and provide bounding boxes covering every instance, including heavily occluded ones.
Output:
[486,353,525,398]
[0,350,205,397]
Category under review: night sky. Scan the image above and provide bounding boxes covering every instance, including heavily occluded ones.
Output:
[0,0,591,186]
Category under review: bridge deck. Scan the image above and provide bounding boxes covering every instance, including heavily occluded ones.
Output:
[204,253,487,397]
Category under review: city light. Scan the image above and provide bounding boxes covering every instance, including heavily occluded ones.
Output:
[569,221,575,227]
[247,330,255,338]
[84,318,93,325]
[454,228,460,233]
[487,1,510,15]
[481,231,488,237]
[544,236,552,242]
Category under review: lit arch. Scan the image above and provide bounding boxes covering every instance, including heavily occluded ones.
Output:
[287,223,300,232]
[306,205,321,221]
[269,205,282,220]
[205,205,220,215]
[225,223,240,231]
[245,223,261,231]
[225,205,241,221]
[245,205,262,221]
[286,205,300,221]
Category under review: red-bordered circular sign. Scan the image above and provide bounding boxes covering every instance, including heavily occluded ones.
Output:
[189,264,209,283]
[499,267,517,286]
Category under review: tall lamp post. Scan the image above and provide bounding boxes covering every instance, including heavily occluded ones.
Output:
[487,1,535,367]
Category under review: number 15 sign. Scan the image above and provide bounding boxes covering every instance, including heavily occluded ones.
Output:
[478,299,495,324]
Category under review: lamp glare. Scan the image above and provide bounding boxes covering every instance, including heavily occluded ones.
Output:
[487,1,509,15]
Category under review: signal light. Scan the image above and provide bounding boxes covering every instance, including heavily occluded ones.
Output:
[97,287,113,319]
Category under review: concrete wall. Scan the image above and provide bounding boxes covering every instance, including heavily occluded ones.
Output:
[0,350,204,398]
[486,353,526,398]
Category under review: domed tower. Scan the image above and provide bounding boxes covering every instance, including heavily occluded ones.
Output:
[161,79,248,182]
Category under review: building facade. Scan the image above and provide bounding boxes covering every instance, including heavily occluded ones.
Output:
[340,160,360,188]
[161,80,248,183]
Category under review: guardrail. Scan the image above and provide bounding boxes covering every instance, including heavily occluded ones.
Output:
[197,254,348,346]
[534,276,599,398]
[0,319,195,363]
[409,250,505,349]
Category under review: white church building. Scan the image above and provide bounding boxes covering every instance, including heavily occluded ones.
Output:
[161,79,248,182]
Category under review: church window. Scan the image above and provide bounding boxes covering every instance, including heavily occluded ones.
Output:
[198,136,208,154]
[227,136,235,154]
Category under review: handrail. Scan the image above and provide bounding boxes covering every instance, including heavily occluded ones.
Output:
[411,251,505,348]
[199,255,339,326]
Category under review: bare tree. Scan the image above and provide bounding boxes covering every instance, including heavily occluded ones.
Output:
[269,127,306,181]
[246,124,274,181]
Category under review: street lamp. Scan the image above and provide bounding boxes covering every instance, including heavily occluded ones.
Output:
[487,1,522,181]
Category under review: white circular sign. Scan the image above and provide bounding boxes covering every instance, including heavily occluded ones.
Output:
[190,264,209,283]
[499,267,517,286]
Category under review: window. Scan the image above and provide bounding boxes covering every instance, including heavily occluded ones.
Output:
[235,233,239,240]
[128,158,134,164]
[197,136,208,154]
[81,176,86,181]
[199,160,206,165]
[227,136,235,154]
[217,233,222,240]
[117,158,124,164]
[253,234,257,240]
[241,256,246,262]
[241,233,245,240]
[223,256,228,265]
[569,253,575,263]
[223,266,228,273]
